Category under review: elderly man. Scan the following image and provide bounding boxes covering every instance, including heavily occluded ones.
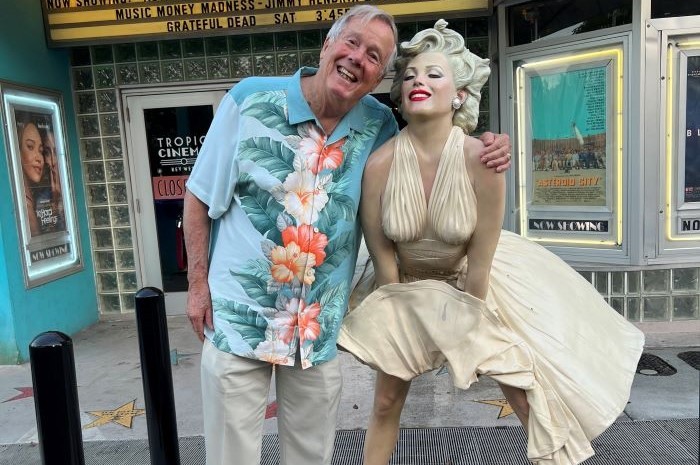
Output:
[184,5,511,464]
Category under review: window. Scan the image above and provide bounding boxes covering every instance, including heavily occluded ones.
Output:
[651,1,700,19]
[508,0,632,47]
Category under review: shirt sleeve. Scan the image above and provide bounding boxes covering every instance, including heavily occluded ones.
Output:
[186,91,241,219]
[370,109,399,153]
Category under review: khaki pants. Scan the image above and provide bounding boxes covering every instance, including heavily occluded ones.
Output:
[201,339,342,465]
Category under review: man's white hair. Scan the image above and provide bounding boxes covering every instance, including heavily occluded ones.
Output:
[326,5,398,75]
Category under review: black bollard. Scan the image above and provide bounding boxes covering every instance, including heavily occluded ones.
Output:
[135,287,181,465]
[29,331,85,465]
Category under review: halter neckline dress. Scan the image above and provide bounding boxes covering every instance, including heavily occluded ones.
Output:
[338,127,644,465]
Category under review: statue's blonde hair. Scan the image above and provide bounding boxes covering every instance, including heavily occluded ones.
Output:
[390,19,490,133]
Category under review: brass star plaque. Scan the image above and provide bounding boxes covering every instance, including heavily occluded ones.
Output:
[84,399,146,429]
[475,398,514,418]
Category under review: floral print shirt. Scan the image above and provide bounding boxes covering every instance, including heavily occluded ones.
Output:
[186,68,398,368]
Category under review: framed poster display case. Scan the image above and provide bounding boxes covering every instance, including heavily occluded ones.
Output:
[1,82,82,287]
[512,43,625,248]
[663,36,700,244]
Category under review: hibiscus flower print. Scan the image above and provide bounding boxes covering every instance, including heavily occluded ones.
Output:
[270,242,316,285]
[281,224,328,266]
[254,339,291,364]
[268,308,297,345]
[267,298,320,349]
[282,170,329,224]
[297,299,321,344]
[298,124,346,174]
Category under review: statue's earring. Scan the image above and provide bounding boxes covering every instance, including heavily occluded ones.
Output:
[452,97,462,110]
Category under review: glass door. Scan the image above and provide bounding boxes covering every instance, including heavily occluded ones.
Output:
[123,89,226,313]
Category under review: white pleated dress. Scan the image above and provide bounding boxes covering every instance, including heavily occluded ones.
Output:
[337,127,645,465]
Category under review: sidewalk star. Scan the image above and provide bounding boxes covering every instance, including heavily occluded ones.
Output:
[84,399,145,429]
[2,387,33,403]
[474,398,514,418]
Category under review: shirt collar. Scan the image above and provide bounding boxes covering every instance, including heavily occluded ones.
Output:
[287,67,368,140]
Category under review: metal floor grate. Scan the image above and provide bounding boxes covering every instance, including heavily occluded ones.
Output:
[636,353,678,376]
[0,419,697,465]
[677,351,700,371]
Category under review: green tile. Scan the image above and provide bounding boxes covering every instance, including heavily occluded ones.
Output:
[93,229,114,250]
[643,296,669,321]
[162,60,185,82]
[114,43,136,62]
[595,271,608,294]
[252,33,274,52]
[230,55,252,77]
[627,271,640,293]
[185,59,208,80]
[139,62,162,84]
[183,38,205,57]
[160,40,182,59]
[73,68,94,90]
[205,36,229,55]
[100,294,121,312]
[229,35,251,53]
[98,272,118,292]
[137,42,159,60]
[275,31,298,50]
[91,45,114,64]
[77,92,97,114]
[207,57,230,79]
[673,296,699,319]
[298,29,322,48]
[672,268,699,290]
[81,139,103,160]
[71,47,91,66]
[254,54,276,76]
[643,269,670,293]
[97,90,118,112]
[109,184,129,204]
[94,65,115,88]
[611,272,625,294]
[117,63,139,85]
[627,297,640,321]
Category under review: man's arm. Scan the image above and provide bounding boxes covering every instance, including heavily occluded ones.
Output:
[478,132,512,173]
[183,190,213,342]
[463,137,505,300]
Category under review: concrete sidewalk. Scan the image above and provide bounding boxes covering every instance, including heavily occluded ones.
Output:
[0,315,698,463]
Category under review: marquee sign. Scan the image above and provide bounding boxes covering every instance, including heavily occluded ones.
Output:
[42,0,490,46]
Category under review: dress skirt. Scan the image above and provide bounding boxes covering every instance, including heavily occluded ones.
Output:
[338,231,645,465]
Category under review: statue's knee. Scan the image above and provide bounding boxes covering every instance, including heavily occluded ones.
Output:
[373,391,403,417]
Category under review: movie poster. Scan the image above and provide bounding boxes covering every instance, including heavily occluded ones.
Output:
[529,65,609,207]
[2,82,82,287]
[14,109,67,238]
[684,55,700,203]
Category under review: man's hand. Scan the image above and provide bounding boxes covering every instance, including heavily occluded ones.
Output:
[183,191,213,342]
[479,131,512,173]
[187,280,213,342]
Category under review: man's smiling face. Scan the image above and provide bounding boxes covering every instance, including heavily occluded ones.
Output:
[317,17,395,107]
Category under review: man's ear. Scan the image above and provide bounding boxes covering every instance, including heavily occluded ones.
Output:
[320,38,331,59]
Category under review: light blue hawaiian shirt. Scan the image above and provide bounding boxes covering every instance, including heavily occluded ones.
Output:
[186,68,397,368]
